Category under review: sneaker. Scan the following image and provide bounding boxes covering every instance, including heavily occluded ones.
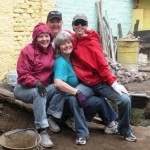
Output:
[125,133,137,142]
[65,117,75,132]
[39,130,54,148]
[92,117,105,125]
[48,116,60,132]
[104,121,118,134]
[76,137,87,145]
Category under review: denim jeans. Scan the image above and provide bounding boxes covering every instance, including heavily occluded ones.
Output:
[65,96,89,138]
[76,83,117,125]
[14,84,65,129]
[46,85,66,119]
[93,82,132,137]
[82,96,117,125]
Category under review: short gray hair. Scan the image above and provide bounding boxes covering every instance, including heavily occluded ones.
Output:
[54,31,73,56]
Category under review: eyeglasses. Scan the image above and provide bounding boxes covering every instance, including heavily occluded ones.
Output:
[73,20,87,26]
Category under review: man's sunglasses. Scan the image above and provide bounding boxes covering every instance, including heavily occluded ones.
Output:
[73,19,88,26]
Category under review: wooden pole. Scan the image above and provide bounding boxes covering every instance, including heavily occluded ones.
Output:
[103,15,116,62]
[118,23,122,39]
[134,20,139,32]
[0,88,33,112]
[96,2,107,55]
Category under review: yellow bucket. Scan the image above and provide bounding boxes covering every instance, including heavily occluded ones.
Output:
[117,40,139,72]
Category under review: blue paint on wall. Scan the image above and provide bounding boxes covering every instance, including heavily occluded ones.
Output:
[57,0,135,38]
[58,0,99,31]
[102,0,135,37]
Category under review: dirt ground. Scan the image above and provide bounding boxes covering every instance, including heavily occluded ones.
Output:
[0,101,150,150]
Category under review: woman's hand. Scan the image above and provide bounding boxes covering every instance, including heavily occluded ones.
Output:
[36,82,47,97]
[75,90,87,107]
[111,81,129,96]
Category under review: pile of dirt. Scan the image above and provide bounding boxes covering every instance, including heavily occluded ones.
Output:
[0,101,150,150]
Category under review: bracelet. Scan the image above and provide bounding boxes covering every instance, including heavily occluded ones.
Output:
[74,90,79,96]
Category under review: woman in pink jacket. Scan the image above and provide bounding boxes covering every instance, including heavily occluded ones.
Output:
[14,22,65,148]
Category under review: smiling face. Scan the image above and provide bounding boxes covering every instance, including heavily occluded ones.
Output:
[72,19,88,39]
[47,18,63,38]
[59,40,73,58]
[36,33,51,50]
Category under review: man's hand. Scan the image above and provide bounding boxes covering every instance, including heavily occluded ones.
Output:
[36,82,47,97]
[75,90,87,107]
[111,81,129,96]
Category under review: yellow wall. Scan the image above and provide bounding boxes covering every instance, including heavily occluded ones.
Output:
[0,0,57,81]
[143,9,150,30]
[132,0,150,31]
[132,9,143,31]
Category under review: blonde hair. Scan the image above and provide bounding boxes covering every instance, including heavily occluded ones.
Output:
[54,31,73,57]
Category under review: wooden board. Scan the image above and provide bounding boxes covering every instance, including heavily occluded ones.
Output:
[0,88,32,112]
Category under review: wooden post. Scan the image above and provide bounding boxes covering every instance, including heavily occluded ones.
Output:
[118,23,122,39]
[134,20,139,32]
[0,88,33,112]
[96,2,107,55]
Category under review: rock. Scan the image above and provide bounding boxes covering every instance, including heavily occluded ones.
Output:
[144,102,150,119]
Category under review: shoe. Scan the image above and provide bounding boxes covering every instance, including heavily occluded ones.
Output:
[92,117,105,125]
[104,121,118,134]
[65,117,75,132]
[76,137,87,145]
[48,116,60,132]
[39,130,54,148]
[125,133,137,142]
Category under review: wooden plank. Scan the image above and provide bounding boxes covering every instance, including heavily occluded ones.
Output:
[130,92,150,99]
[134,20,140,32]
[102,17,110,57]
[109,28,116,62]
[103,14,116,62]
[0,88,33,112]
[118,23,122,39]
[96,2,107,55]
[140,43,150,48]
[0,88,14,98]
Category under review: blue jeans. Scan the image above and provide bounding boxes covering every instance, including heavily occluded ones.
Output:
[14,84,65,129]
[76,84,117,125]
[65,96,89,138]
[46,86,66,119]
[93,82,132,137]
[82,96,117,125]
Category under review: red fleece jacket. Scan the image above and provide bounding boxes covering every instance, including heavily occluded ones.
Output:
[71,30,116,86]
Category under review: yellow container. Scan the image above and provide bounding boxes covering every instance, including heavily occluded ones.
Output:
[117,40,139,72]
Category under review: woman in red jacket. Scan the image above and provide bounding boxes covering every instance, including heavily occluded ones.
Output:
[14,22,65,148]
[71,13,136,142]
